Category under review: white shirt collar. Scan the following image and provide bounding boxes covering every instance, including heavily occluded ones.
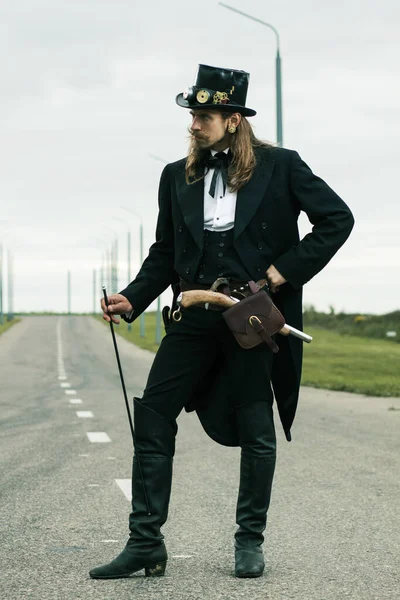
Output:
[210,147,229,156]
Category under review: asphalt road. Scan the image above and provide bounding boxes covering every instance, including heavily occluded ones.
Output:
[0,316,399,600]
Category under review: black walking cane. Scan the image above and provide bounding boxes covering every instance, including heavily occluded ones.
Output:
[102,286,151,515]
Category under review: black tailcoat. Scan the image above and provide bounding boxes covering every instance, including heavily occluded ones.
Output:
[120,146,354,444]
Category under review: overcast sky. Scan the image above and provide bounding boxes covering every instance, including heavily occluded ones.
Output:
[0,0,399,315]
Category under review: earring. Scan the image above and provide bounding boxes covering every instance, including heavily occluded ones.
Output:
[228,125,236,134]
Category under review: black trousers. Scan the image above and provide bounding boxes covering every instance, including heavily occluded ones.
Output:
[136,306,276,459]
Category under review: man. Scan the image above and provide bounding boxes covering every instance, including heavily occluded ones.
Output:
[90,64,354,580]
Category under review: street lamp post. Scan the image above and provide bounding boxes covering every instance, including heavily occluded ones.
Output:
[67,270,71,315]
[0,244,3,325]
[92,269,97,315]
[148,154,171,345]
[120,207,146,338]
[219,2,283,146]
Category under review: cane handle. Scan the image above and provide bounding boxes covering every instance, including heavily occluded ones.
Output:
[179,290,236,308]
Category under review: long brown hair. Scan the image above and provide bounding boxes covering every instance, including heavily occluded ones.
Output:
[185,112,273,191]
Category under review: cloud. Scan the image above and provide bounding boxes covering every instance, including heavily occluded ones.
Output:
[0,0,399,313]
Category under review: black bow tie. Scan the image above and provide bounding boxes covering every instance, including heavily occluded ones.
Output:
[205,151,231,198]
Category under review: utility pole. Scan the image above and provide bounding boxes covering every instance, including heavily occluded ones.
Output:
[120,206,146,338]
[127,231,132,332]
[156,296,162,344]
[0,244,3,325]
[92,269,97,314]
[7,250,13,321]
[67,271,71,315]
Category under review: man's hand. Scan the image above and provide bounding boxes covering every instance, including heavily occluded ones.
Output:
[266,265,287,293]
[100,293,133,324]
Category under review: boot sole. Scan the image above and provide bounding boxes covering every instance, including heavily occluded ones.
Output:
[89,561,167,579]
[235,571,264,578]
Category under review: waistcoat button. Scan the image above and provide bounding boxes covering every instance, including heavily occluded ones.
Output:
[199,274,204,279]
[219,242,225,247]
[218,252,224,257]
[221,232,227,238]
[258,243,263,250]
[261,222,267,229]
[185,267,190,274]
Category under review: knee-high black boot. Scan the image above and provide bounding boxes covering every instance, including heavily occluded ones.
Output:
[89,399,176,579]
[234,451,276,578]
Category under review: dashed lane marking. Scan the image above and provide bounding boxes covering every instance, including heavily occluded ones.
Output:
[65,390,77,395]
[76,411,94,418]
[87,432,111,443]
[115,479,131,501]
[69,399,83,404]
[60,382,71,388]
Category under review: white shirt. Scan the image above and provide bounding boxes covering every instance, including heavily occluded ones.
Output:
[203,148,237,232]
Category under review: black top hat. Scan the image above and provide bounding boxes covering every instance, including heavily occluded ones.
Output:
[176,64,256,117]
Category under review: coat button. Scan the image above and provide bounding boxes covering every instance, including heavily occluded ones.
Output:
[261,222,267,229]
[178,226,183,233]
[221,232,227,238]
[218,252,224,257]
[182,247,187,254]
[218,272,224,277]
[199,274,204,279]
[185,267,190,274]
[219,242,225,247]
[258,243,263,250]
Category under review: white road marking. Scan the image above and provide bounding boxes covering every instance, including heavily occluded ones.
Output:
[87,484,100,487]
[60,382,71,388]
[115,479,131,501]
[101,540,120,543]
[79,454,89,457]
[87,432,111,443]
[65,390,77,395]
[172,555,194,559]
[107,456,116,460]
[76,411,94,418]
[58,376,67,380]
[69,399,83,404]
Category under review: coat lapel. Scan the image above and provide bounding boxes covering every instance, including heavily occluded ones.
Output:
[175,148,275,249]
[234,150,275,240]
[175,167,204,252]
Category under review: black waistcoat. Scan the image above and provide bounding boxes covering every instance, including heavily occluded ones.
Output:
[194,229,251,284]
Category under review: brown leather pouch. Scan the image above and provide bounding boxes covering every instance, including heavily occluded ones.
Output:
[222,290,285,353]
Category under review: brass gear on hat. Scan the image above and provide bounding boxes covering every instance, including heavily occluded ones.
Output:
[196,89,210,104]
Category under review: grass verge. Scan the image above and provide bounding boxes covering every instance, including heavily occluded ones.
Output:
[94,315,400,397]
[0,318,20,337]
[302,326,400,397]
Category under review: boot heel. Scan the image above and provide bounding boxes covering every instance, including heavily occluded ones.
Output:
[145,561,167,577]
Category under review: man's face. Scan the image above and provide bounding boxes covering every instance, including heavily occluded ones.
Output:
[189,109,229,150]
